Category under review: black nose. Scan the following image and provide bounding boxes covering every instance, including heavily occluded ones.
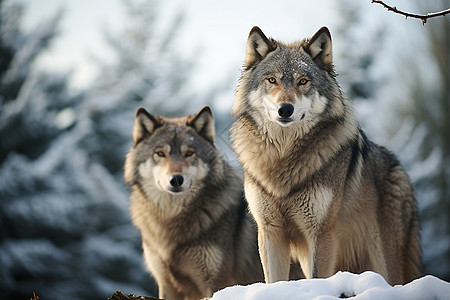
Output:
[170,175,184,188]
[278,103,294,118]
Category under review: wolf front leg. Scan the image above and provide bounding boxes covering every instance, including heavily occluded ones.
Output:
[310,229,338,278]
[142,243,184,299]
[258,226,291,283]
[160,285,185,300]
[244,180,291,283]
[293,227,338,280]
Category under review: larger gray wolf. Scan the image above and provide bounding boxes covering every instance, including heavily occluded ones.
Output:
[230,26,421,285]
[124,106,263,299]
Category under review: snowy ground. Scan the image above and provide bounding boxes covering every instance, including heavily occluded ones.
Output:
[211,272,450,300]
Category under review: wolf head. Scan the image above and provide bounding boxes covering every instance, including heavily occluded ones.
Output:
[125,106,218,197]
[233,26,347,134]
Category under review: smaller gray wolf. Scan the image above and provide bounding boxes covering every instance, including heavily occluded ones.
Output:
[124,106,263,299]
[231,26,422,286]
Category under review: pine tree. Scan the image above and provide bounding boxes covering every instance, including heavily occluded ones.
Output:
[332,0,388,139]
[0,0,206,299]
[0,1,91,299]
[390,1,449,280]
[333,0,386,102]
[0,0,72,164]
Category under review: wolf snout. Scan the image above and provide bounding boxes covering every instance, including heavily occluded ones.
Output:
[170,174,184,188]
[278,103,294,118]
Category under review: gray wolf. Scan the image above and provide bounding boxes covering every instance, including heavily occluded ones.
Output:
[124,106,263,299]
[230,26,421,285]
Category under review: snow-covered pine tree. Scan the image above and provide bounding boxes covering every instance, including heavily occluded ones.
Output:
[0,1,94,299]
[388,0,449,280]
[0,0,72,164]
[0,0,204,298]
[333,0,386,103]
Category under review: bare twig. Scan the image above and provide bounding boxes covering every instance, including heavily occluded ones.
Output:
[372,0,450,25]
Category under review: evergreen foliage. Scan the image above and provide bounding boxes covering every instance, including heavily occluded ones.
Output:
[0,0,199,298]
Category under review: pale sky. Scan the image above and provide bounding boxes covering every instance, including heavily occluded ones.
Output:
[19,0,341,91]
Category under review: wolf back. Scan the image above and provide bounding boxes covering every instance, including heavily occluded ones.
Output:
[230,26,421,285]
[125,106,263,299]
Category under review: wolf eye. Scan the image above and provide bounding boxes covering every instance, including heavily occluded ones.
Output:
[298,78,309,86]
[185,150,195,157]
[155,151,165,157]
[267,77,277,84]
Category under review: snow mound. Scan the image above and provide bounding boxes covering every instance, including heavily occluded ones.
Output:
[211,271,450,300]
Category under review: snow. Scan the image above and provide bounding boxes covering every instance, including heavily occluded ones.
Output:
[211,272,450,300]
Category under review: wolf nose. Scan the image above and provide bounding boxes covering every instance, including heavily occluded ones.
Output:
[278,103,294,118]
[170,175,184,188]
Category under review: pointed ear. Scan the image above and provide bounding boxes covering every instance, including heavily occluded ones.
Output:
[133,107,161,145]
[305,27,333,72]
[188,106,215,144]
[245,26,277,68]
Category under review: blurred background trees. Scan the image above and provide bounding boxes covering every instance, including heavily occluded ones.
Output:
[0,0,199,298]
[388,0,449,278]
[0,0,448,299]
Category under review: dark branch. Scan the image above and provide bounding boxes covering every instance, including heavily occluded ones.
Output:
[372,0,450,25]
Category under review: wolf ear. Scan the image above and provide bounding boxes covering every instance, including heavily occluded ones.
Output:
[188,106,215,144]
[305,27,333,72]
[245,26,277,68]
[133,107,161,145]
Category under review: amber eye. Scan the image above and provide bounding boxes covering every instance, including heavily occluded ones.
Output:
[185,150,195,157]
[267,77,277,84]
[155,151,165,157]
[298,78,309,86]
